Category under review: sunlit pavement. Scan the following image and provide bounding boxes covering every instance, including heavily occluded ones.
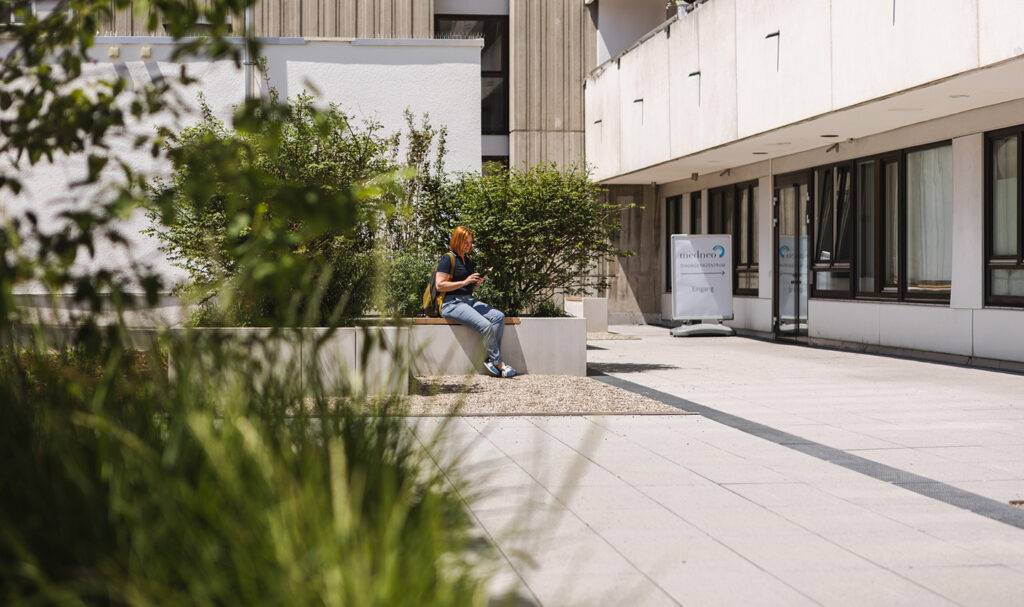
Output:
[414,327,1024,606]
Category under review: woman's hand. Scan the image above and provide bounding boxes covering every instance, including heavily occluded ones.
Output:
[465,273,483,286]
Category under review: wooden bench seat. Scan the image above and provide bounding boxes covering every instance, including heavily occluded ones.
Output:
[411,317,522,325]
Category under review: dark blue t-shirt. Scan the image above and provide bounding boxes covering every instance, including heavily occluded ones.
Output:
[437,252,476,299]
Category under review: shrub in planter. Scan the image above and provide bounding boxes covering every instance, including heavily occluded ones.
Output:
[148,94,397,326]
[379,249,436,318]
[455,164,629,316]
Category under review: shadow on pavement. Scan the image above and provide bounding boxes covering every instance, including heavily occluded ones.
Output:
[587,362,678,374]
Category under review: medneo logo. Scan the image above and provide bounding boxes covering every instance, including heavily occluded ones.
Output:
[779,244,793,259]
[680,245,727,260]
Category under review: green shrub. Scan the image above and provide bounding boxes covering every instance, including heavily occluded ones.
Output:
[525,298,570,318]
[148,94,398,326]
[380,250,436,318]
[456,164,628,316]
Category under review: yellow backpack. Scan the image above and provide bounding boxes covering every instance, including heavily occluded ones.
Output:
[421,252,456,317]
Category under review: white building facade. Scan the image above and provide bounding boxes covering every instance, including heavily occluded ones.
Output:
[586,0,1024,367]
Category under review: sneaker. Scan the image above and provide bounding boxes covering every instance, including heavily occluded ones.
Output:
[501,365,519,378]
[484,361,501,377]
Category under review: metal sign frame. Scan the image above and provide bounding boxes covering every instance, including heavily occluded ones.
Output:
[670,233,735,322]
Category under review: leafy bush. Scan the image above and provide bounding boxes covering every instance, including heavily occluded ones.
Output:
[148,94,398,326]
[380,250,437,318]
[456,164,627,316]
[379,163,628,318]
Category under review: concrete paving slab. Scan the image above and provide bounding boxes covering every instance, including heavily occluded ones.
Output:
[892,565,1024,607]
[772,567,958,607]
[414,327,1024,604]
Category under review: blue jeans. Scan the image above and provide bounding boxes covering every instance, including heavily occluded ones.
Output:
[440,296,505,365]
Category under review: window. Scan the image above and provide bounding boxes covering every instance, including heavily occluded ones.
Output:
[710,181,759,296]
[905,144,953,298]
[689,191,702,235]
[435,15,509,135]
[665,195,683,291]
[812,165,853,296]
[986,129,1024,306]
[1,0,29,28]
[806,143,950,303]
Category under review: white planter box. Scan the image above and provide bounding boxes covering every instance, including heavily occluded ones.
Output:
[410,317,587,377]
[170,317,586,397]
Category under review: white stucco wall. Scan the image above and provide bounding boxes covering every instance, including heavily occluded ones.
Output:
[260,39,481,172]
[586,0,1024,183]
[7,37,482,291]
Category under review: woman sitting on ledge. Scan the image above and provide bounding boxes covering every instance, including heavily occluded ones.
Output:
[435,226,519,378]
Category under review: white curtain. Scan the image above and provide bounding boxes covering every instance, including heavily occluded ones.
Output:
[906,146,953,292]
[992,136,1018,257]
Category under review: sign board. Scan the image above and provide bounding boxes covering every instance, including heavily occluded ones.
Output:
[777,235,808,323]
[670,234,733,321]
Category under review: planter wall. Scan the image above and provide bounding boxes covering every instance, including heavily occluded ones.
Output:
[169,317,586,396]
[409,317,587,377]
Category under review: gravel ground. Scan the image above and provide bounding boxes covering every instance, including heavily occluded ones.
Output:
[403,374,688,416]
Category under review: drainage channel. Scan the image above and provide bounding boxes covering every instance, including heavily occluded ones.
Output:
[591,370,1024,531]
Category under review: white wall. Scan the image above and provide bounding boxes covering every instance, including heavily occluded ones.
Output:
[595,0,666,65]
[586,0,1024,183]
[260,39,482,172]
[8,37,482,292]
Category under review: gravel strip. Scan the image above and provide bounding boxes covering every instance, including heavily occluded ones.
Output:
[403,374,689,416]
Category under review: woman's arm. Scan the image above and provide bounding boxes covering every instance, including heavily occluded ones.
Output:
[435,272,480,293]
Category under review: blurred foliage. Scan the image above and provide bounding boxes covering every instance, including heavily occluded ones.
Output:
[0,2,494,605]
[0,331,488,606]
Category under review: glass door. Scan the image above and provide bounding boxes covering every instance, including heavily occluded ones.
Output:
[774,173,811,339]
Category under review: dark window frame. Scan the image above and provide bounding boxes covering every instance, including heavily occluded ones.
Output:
[810,162,854,299]
[434,14,510,136]
[665,194,683,292]
[851,152,902,300]
[709,180,759,296]
[1,0,29,29]
[689,191,702,235]
[806,140,953,304]
[984,125,1024,307]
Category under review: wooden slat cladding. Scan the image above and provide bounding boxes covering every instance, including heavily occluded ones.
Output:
[100,0,433,38]
[508,0,596,169]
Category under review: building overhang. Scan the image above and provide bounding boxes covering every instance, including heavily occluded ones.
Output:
[601,55,1024,185]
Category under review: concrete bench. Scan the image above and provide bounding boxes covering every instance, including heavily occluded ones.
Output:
[409,317,585,377]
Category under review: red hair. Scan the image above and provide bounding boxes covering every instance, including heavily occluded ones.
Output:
[449,226,473,254]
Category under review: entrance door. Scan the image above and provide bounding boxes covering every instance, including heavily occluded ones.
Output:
[773,172,811,339]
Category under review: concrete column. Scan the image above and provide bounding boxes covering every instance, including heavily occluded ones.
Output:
[951,133,984,310]
[758,175,773,300]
